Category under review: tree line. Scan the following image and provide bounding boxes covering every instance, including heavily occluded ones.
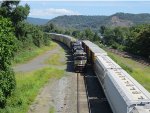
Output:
[100,25,150,59]
[0,1,51,107]
[42,23,100,42]
[43,22,150,59]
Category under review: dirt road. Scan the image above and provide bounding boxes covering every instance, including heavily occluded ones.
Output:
[13,45,61,72]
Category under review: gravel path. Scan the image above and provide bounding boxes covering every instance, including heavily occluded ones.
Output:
[28,74,77,113]
[13,44,61,72]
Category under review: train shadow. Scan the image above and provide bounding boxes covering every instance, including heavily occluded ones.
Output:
[52,40,74,72]
[83,66,113,113]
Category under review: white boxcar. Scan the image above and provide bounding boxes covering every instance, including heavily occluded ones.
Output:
[90,46,107,56]
[82,40,99,48]
[104,69,150,113]
[94,56,150,113]
[94,55,121,85]
[82,40,107,63]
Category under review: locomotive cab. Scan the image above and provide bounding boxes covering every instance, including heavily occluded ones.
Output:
[73,50,87,72]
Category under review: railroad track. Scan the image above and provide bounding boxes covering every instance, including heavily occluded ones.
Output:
[77,73,89,113]
[76,72,113,113]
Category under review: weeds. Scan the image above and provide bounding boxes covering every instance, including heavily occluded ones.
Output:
[0,67,64,113]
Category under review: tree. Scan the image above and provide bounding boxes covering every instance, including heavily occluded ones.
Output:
[84,28,94,41]
[100,26,105,35]
[0,17,16,107]
[126,24,150,58]
[93,32,100,41]
[0,1,30,25]
[32,28,43,47]
[11,4,30,25]
[0,1,19,18]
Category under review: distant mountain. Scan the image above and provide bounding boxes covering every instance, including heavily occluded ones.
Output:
[47,13,150,31]
[47,15,107,31]
[27,17,49,25]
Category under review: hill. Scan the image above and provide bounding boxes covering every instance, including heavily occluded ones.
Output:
[47,13,150,31]
[27,17,49,25]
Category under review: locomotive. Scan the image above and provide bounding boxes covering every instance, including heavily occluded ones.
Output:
[72,41,87,72]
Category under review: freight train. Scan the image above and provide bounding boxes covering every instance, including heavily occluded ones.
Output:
[49,33,150,113]
[49,33,87,72]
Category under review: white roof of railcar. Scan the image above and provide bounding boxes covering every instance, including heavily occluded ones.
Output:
[90,47,107,55]
[107,68,150,106]
[83,40,98,47]
[83,40,107,55]
[82,40,98,47]
[96,55,121,69]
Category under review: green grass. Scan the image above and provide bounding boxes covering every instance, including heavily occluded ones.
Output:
[107,51,150,92]
[49,107,55,113]
[44,53,65,65]
[0,67,64,113]
[13,42,57,65]
[44,46,66,66]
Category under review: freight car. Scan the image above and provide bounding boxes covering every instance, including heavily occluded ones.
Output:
[50,33,76,48]
[84,41,150,113]
[82,40,107,64]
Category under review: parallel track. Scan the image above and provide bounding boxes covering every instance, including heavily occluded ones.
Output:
[77,73,89,113]
[77,70,113,113]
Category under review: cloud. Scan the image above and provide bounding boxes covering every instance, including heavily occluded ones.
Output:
[29,8,80,17]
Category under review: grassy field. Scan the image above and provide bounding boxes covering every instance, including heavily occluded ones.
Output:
[107,51,150,92]
[0,67,64,113]
[13,42,57,65]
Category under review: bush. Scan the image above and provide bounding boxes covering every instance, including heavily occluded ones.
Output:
[0,89,6,108]
[0,70,16,97]
[0,17,16,107]
[43,33,51,46]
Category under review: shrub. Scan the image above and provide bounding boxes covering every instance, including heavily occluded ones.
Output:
[0,17,16,107]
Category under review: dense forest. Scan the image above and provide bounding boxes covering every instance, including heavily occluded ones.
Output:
[0,1,51,107]
[47,13,150,31]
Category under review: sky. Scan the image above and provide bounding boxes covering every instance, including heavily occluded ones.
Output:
[20,1,150,19]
